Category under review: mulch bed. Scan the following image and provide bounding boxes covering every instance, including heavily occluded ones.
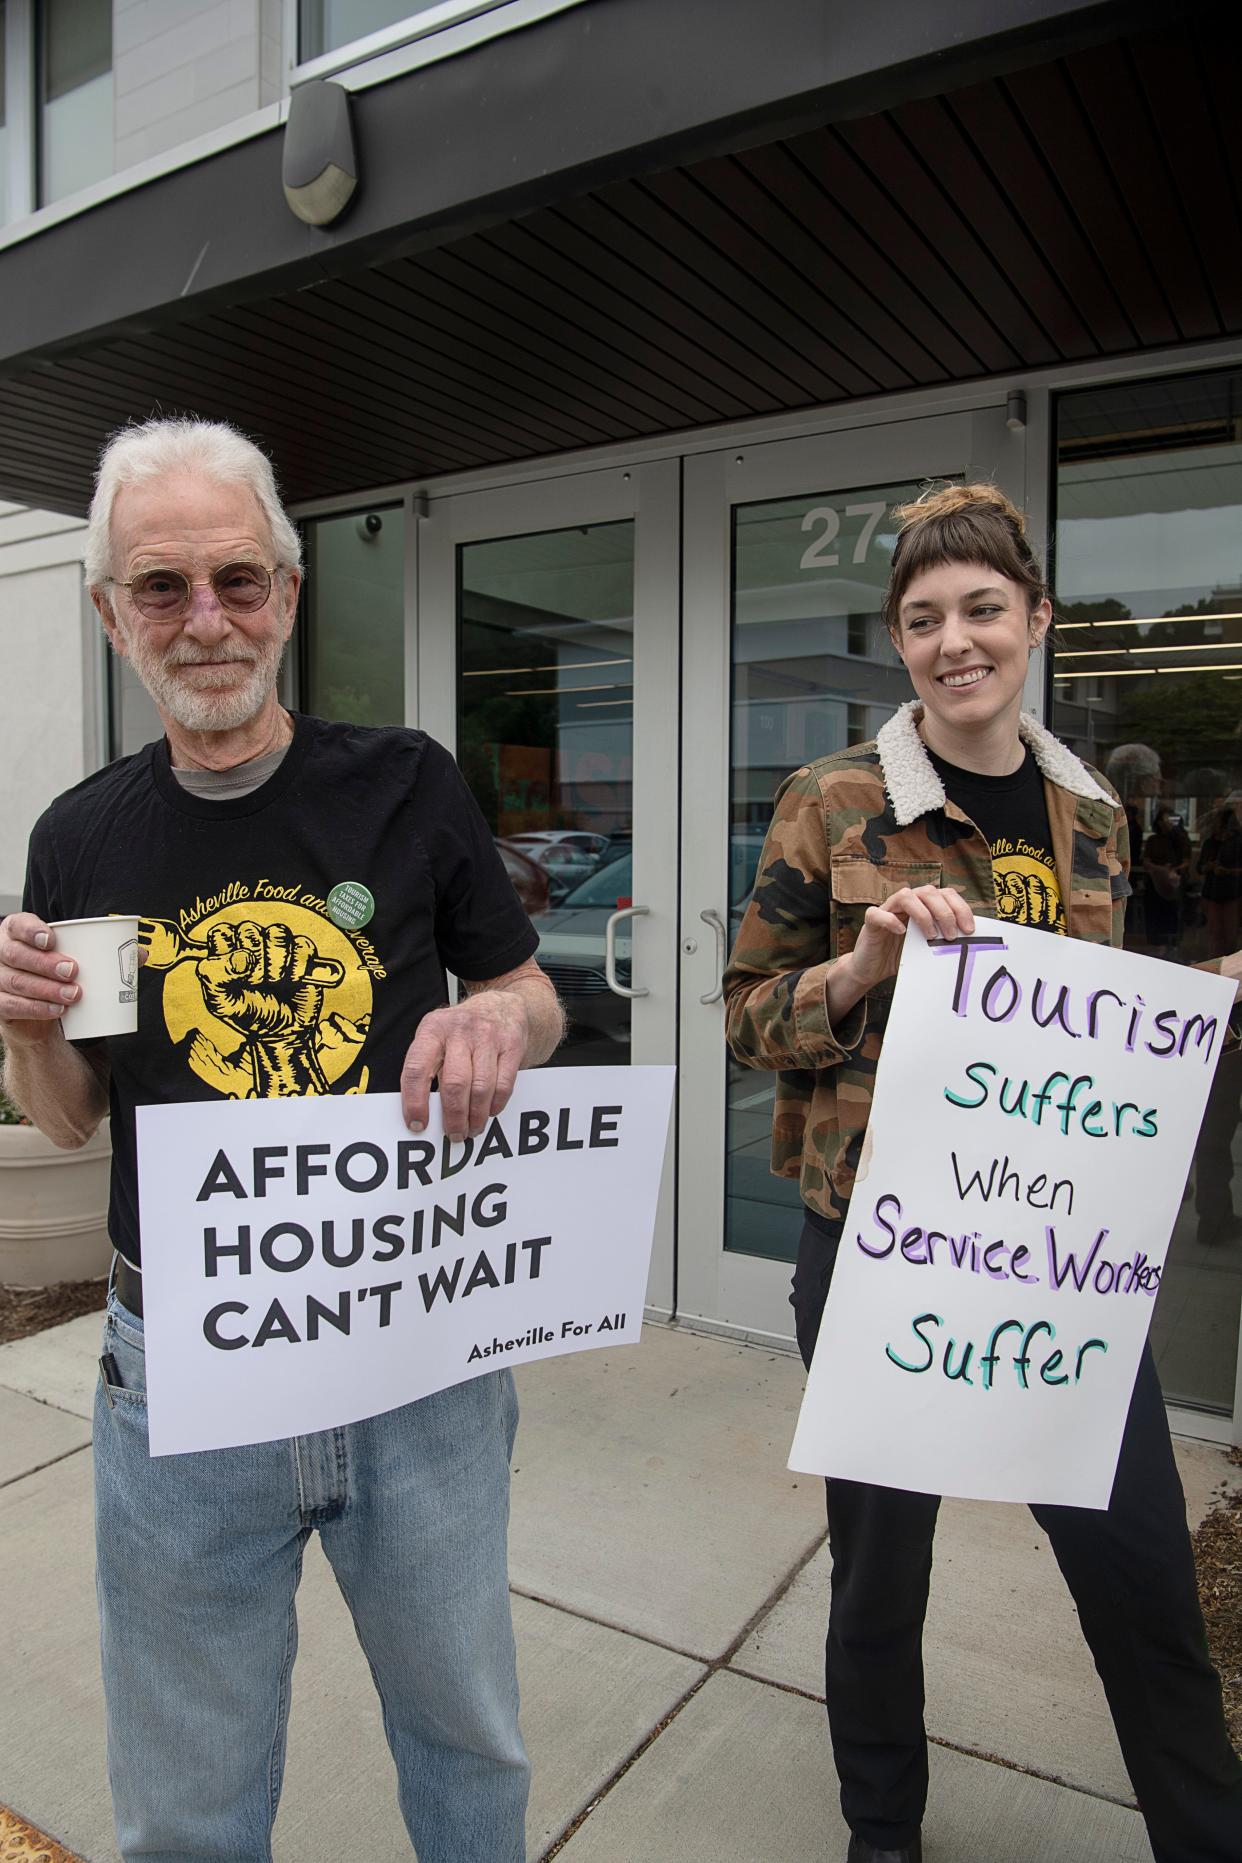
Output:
[1193,1445,1242,1750]
[0,1277,106,1347]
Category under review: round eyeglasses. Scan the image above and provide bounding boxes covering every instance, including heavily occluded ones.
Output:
[106,562,277,621]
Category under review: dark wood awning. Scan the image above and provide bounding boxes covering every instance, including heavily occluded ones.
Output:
[0,0,1232,513]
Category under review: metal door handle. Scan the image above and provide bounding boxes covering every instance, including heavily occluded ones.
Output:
[699,908,726,1004]
[605,906,649,998]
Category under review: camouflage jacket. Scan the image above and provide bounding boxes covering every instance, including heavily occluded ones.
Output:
[723,703,1131,1221]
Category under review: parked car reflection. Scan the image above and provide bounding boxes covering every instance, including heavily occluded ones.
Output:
[495,840,551,915]
[500,831,608,901]
[528,837,765,1066]
[530,853,633,1062]
[508,830,609,861]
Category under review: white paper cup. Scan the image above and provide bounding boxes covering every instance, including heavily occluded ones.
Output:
[51,916,141,1041]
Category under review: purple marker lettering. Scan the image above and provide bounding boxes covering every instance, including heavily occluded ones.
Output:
[932,935,1010,1016]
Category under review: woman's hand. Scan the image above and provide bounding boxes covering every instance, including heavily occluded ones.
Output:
[841,884,978,996]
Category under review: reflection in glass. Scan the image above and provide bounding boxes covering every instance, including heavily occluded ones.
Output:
[299,0,468,61]
[726,483,920,1263]
[0,2,8,225]
[39,0,113,205]
[1051,368,1242,1414]
[302,506,404,725]
[458,523,635,1066]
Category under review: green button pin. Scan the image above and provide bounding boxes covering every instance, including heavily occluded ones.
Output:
[327,882,375,930]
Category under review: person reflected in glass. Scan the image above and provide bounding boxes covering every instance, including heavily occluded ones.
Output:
[724,484,1242,1863]
[1144,805,1193,955]
[1104,740,1161,948]
[1198,792,1242,960]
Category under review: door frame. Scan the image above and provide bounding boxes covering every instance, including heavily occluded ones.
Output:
[676,406,1025,1347]
[415,459,682,1318]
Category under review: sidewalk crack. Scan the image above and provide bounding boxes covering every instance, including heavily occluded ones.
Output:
[0,1381,93,1422]
[529,1526,829,1859]
[0,1440,91,1493]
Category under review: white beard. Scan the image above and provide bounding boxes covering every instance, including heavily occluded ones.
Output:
[116,617,285,733]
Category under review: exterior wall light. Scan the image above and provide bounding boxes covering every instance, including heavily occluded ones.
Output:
[1006,390,1027,432]
[283,81,358,227]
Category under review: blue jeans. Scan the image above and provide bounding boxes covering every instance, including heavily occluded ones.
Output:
[93,1293,529,1863]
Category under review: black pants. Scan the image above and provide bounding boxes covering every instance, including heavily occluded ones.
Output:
[792,1215,1242,1862]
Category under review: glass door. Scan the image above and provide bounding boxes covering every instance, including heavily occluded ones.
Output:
[678,411,1021,1343]
[417,462,680,1316]
[1049,368,1242,1430]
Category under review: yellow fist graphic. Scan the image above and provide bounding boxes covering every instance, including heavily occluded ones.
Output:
[144,902,373,1098]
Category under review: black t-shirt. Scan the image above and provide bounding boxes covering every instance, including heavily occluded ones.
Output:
[804,743,1065,1245]
[22,714,539,1266]
[927,744,1066,935]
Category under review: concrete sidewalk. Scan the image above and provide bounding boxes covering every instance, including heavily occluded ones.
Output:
[1,1315,1236,1862]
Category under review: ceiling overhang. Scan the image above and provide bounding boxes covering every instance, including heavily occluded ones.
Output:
[0,0,1229,513]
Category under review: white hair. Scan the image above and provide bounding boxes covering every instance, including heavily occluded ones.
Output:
[1104,741,1161,798]
[83,417,302,590]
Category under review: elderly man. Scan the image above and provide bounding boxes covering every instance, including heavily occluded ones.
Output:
[0,417,562,1862]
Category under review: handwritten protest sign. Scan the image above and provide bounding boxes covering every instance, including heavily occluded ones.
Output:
[788,923,1234,1508]
[136,1066,674,1456]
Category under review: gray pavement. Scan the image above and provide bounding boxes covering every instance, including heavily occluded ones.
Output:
[1,1312,1237,1862]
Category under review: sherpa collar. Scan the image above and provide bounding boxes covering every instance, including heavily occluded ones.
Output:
[874,701,1113,829]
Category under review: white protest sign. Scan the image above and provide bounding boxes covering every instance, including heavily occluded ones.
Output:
[789,922,1234,1508]
[136,1066,674,1456]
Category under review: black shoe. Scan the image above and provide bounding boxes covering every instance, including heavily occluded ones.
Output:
[845,1837,922,1863]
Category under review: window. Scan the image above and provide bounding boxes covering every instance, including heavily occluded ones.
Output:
[38,0,112,206]
[1050,367,1242,1415]
[726,483,917,1260]
[299,0,460,62]
[0,3,8,223]
[457,521,636,1066]
[300,506,405,726]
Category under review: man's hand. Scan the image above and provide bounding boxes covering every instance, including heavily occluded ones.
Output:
[401,990,529,1140]
[0,913,110,1147]
[0,912,82,1043]
[401,959,563,1139]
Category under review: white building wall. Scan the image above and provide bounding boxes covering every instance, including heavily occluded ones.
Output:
[0,506,100,913]
[112,0,287,172]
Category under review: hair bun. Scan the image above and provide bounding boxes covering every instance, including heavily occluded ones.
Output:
[881,480,1045,635]
[892,481,1027,536]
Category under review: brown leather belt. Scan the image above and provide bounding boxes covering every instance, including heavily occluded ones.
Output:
[113,1253,143,1318]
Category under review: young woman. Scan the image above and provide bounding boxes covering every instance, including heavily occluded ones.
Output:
[724,484,1242,1863]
